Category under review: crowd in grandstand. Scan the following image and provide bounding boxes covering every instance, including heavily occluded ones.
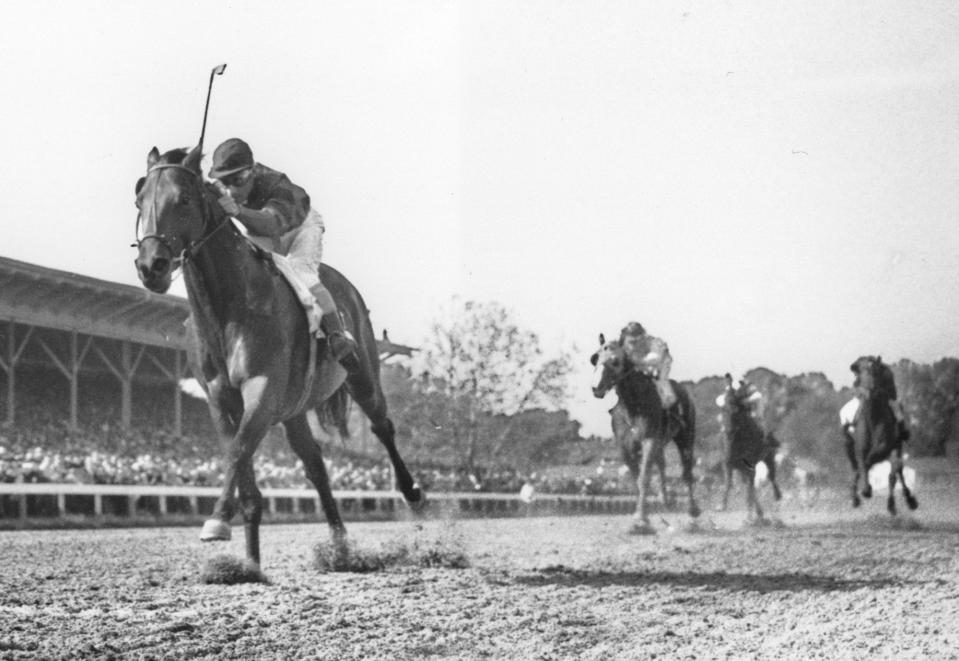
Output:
[0,383,631,496]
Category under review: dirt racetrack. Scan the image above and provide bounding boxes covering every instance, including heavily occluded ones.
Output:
[1,486,958,660]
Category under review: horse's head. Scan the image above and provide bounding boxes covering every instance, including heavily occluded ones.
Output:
[590,333,627,398]
[850,355,897,401]
[133,145,210,293]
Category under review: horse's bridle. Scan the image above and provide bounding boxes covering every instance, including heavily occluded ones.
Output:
[134,163,230,267]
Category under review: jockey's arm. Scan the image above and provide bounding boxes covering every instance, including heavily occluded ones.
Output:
[234,205,284,238]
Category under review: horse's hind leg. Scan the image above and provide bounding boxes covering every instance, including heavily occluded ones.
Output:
[767,457,783,501]
[283,413,347,545]
[897,457,918,511]
[675,436,701,518]
[720,464,733,511]
[655,452,670,507]
[347,373,424,508]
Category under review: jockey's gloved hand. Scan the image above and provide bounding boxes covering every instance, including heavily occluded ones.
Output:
[215,190,241,217]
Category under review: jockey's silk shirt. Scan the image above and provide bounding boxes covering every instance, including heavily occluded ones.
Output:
[242,163,312,239]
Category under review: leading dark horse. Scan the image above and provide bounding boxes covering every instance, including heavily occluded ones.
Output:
[717,376,782,521]
[844,355,918,514]
[591,335,701,533]
[133,146,424,567]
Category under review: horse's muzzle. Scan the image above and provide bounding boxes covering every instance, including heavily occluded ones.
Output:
[135,256,173,294]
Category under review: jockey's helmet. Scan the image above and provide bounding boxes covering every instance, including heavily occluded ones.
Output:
[620,321,646,337]
[209,138,254,179]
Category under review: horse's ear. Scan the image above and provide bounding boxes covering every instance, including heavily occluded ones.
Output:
[135,176,145,196]
[589,352,599,367]
[876,355,882,364]
[147,147,160,169]
[598,333,606,346]
[183,145,203,173]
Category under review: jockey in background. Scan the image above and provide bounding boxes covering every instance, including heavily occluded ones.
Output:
[716,373,764,433]
[618,321,676,408]
[208,138,357,367]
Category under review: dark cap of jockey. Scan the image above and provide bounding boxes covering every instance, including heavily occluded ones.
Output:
[209,138,254,179]
[620,321,646,337]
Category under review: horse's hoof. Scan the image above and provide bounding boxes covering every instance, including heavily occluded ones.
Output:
[852,497,861,508]
[628,520,656,536]
[906,495,919,510]
[888,502,897,516]
[862,486,873,499]
[405,485,428,513]
[200,519,232,542]
[688,503,702,519]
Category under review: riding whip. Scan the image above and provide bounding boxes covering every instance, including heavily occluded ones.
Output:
[198,63,227,155]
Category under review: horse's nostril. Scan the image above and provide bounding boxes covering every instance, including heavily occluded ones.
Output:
[152,258,170,275]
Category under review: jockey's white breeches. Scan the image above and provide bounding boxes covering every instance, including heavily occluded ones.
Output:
[246,209,335,317]
[276,209,325,291]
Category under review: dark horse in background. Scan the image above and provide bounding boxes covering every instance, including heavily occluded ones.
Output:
[134,146,423,567]
[591,335,701,533]
[718,375,782,521]
[844,356,917,514]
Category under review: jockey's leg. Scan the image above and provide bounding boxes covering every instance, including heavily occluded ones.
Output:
[310,283,358,367]
[656,356,677,409]
[288,210,358,368]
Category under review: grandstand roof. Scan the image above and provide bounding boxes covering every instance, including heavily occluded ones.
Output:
[0,255,414,356]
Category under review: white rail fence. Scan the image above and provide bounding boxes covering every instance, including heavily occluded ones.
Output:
[0,483,637,524]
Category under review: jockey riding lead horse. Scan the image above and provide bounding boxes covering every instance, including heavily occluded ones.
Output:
[134,145,424,567]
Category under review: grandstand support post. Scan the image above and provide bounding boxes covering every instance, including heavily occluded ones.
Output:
[121,342,133,429]
[1,321,34,426]
[69,331,78,430]
[174,350,183,437]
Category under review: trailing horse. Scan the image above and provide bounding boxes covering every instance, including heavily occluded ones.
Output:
[844,355,918,514]
[590,335,701,533]
[717,378,782,520]
[133,146,424,567]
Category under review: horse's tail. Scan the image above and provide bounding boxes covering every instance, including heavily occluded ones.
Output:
[316,385,351,439]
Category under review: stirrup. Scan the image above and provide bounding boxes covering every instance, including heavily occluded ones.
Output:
[327,332,357,363]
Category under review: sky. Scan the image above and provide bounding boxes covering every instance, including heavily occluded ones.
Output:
[2,1,959,437]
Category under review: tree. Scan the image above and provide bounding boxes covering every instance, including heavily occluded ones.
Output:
[411,299,575,471]
[893,358,959,456]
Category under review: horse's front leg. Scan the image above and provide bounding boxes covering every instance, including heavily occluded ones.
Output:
[200,383,243,542]
[893,453,919,511]
[201,377,273,566]
[844,439,861,508]
[676,441,701,518]
[720,463,733,511]
[744,469,764,522]
[630,437,657,534]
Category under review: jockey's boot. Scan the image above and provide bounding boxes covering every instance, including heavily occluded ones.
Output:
[320,311,359,371]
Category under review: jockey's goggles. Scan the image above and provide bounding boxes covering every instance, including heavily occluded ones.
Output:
[220,168,254,188]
